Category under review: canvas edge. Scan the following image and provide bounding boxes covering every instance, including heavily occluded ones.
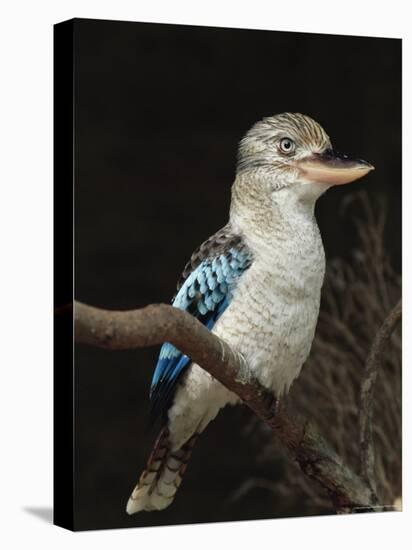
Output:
[53,18,75,532]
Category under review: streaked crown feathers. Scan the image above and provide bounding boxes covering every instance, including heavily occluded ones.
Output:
[237,112,331,174]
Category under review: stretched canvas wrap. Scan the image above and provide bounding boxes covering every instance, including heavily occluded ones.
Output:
[54,18,402,531]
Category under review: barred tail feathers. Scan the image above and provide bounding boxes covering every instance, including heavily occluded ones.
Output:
[126,426,198,514]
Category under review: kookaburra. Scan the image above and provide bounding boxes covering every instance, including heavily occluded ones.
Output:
[126,112,374,514]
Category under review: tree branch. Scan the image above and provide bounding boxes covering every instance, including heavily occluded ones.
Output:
[74,300,379,512]
[359,299,402,493]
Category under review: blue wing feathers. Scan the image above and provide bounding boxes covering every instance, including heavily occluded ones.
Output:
[149,236,252,425]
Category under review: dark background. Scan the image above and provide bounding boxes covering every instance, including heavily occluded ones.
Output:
[73,18,401,530]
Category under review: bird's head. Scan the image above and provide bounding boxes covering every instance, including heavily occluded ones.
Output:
[236,112,374,198]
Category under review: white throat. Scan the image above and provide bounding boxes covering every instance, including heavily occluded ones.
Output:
[229,173,327,254]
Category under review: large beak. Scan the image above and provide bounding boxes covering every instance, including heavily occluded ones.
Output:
[297,149,374,185]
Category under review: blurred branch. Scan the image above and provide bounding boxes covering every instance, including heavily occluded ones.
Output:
[359,299,402,492]
[74,300,379,512]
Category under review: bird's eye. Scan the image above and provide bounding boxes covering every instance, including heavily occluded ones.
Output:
[279,138,295,154]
